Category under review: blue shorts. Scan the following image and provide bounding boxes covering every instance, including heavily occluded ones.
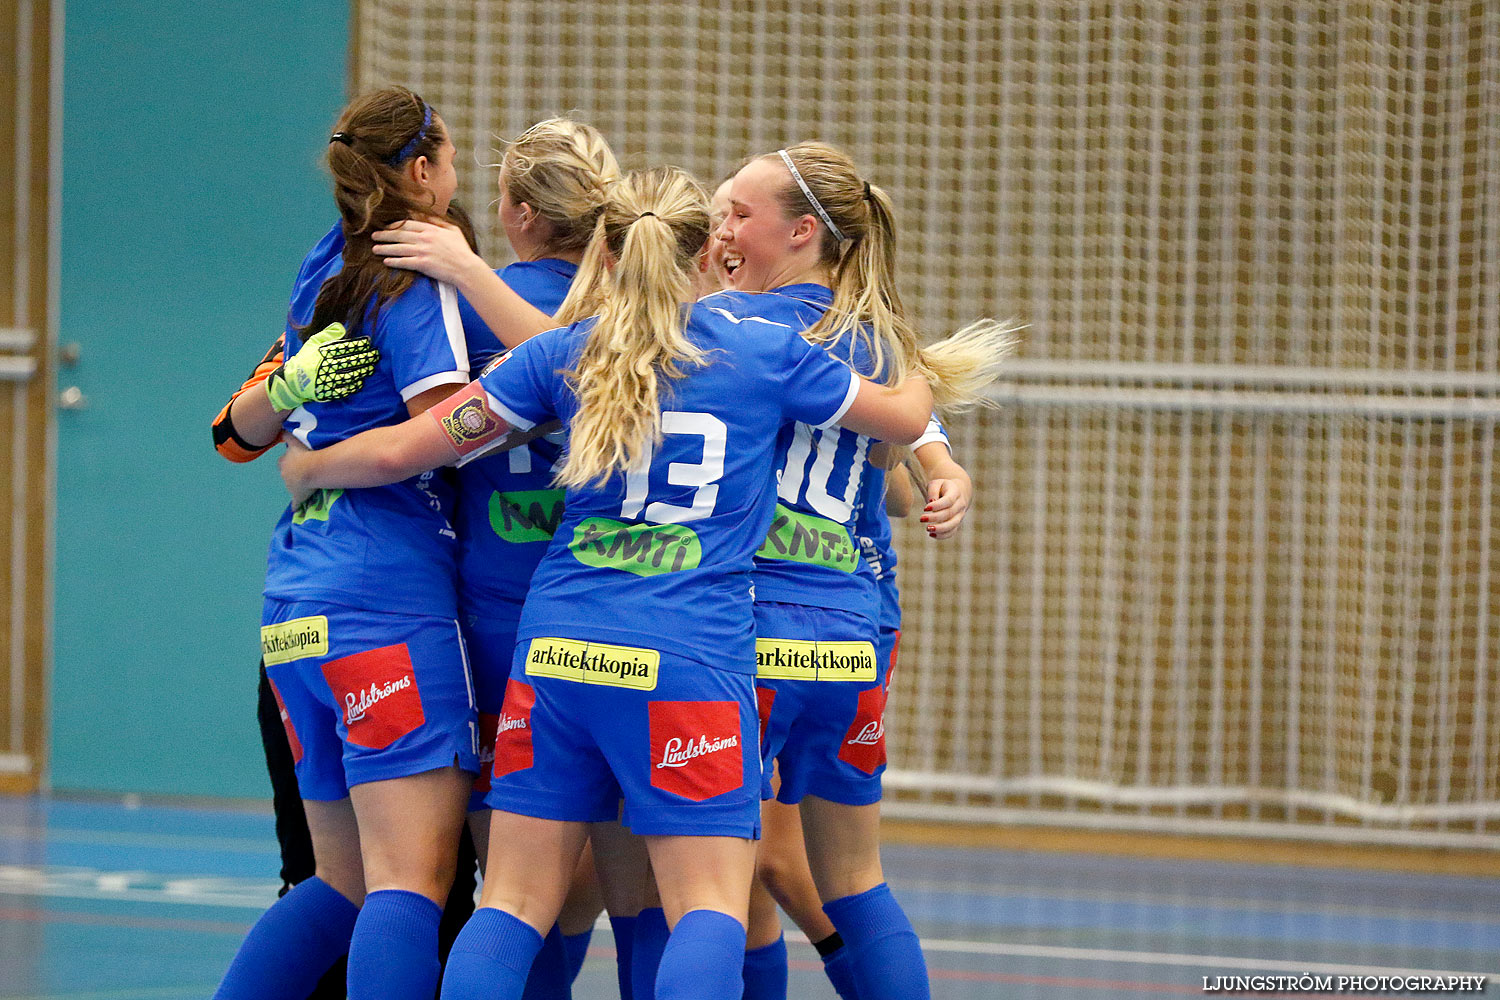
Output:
[754,601,890,807]
[484,636,762,839]
[262,598,480,801]
[460,601,524,812]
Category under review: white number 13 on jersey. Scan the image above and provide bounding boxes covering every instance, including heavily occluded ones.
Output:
[619,411,727,524]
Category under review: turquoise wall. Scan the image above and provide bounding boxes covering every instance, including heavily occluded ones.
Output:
[53,1,349,796]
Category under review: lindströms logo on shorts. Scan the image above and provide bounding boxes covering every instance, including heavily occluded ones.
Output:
[838,684,888,775]
[656,732,740,769]
[754,639,877,682]
[344,675,412,724]
[757,504,859,572]
[568,518,702,576]
[260,616,329,665]
[491,679,535,781]
[292,488,344,525]
[649,701,745,802]
[489,489,565,543]
[320,643,426,750]
[523,637,659,691]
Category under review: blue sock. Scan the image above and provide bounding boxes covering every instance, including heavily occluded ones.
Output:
[214,876,359,1000]
[609,914,637,1000]
[741,933,788,1000]
[440,907,544,1000]
[655,909,746,1000]
[346,889,443,1000]
[821,943,860,1000]
[822,885,928,1000]
[563,927,592,984]
[520,923,571,1000]
[630,907,669,1000]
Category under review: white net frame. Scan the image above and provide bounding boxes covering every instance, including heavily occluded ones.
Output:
[355,1,1500,848]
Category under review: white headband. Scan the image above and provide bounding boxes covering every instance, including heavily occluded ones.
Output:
[777,149,845,243]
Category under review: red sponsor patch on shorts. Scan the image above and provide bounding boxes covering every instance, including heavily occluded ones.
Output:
[267,678,303,765]
[320,643,426,750]
[838,685,887,775]
[649,701,744,802]
[473,712,500,794]
[755,686,776,744]
[491,680,535,781]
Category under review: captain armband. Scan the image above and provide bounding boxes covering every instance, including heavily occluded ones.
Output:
[426,382,513,460]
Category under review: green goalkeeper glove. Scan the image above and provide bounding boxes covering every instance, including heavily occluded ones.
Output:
[264,323,380,412]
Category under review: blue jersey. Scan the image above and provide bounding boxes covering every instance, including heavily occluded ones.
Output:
[730,284,884,619]
[263,222,470,617]
[457,258,578,361]
[468,301,861,671]
[854,415,950,632]
[453,259,577,615]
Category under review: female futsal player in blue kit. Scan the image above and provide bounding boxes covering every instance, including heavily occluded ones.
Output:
[278,161,1014,999]
[214,86,500,1000]
[217,113,625,1000]
[713,141,1015,1000]
[273,164,1004,1000]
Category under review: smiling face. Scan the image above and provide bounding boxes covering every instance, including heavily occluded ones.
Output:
[705,178,734,289]
[715,156,823,292]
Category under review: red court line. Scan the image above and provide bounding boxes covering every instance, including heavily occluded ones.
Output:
[0,905,250,934]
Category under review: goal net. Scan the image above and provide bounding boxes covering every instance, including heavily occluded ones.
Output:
[355,1,1500,847]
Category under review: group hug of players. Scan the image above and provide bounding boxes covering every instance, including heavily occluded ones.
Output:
[208,86,1014,1000]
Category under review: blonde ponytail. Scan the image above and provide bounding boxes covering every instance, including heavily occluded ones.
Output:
[916,318,1025,412]
[762,142,1022,409]
[555,168,713,489]
[492,117,620,324]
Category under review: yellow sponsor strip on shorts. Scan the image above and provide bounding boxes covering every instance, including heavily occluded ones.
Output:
[260,616,329,666]
[754,638,878,682]
[524,637,660,691]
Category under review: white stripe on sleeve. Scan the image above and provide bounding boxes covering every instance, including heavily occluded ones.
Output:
[438,281,470,377]
[400,371,469,401]
[812,370,862,430]
[912,415,951,451]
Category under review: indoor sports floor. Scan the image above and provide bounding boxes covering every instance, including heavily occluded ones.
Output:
[1,796,1497,999]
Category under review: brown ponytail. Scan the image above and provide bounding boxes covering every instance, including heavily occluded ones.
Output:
[301,87,477,337]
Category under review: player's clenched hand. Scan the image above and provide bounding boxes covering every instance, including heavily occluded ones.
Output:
[372,219,481,286]
[921,476,972,539]
[264,323,379,412]
[277,435,318,508]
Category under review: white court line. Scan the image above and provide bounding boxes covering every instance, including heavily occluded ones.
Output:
[579,918,1499,982]
[910,938,1498,982]
[0,865,277,909]
[0,824,279,855]
[881,876,1500,927]
[3,863,1494,984]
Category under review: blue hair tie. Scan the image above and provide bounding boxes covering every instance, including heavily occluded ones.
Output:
[386,102,433,167]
